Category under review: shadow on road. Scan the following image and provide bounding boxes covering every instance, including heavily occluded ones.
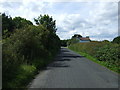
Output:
[29,47,118,88]
[62,55,84,58]
[48,62,70,68]
[57,58,71,61]
[47,48,84,69]
[60,49,70,52]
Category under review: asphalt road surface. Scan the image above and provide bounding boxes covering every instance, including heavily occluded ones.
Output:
[28,47,118,88]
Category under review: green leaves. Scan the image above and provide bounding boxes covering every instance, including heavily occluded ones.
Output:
[2,13,33,39]
[34,14,57,33]
[2,13,14,37]
[3,14,60,88]
[13,17,33,29]
[112,36,120,44]
[61,39,69,47]
[96,44,120,63]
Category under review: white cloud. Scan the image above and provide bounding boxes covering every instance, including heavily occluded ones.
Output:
[0,1,118,41]
[0,0,119,2]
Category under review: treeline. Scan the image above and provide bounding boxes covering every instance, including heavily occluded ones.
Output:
[2,13,61,88]
[68,35,120,73]
[2,13,33,38]
[60,39,69,47]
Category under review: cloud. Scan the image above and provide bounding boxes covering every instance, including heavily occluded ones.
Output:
[0,0,119,2]
[1,2,22,9]
[56,2,118,41]
[0,1,118,41]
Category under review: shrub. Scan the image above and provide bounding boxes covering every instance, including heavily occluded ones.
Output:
[112,36,120,44]
[96,43,120,65]
[3,25,60,88]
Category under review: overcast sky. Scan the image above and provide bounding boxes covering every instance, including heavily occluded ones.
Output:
[0,0,119,41]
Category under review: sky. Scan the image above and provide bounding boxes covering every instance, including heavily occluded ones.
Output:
[0,0,119,41]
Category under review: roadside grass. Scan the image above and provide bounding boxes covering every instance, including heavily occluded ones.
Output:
[6,53,58,89]
[7,64,37,88]
[70,50,119,74]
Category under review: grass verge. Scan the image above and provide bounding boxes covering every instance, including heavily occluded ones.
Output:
[69,49,119,74]
[7,64,37,88]
[5,52,59,89]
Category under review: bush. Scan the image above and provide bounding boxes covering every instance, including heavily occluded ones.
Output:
[96,43,120,65]
[3,25,60,88]
[112,36,120,44]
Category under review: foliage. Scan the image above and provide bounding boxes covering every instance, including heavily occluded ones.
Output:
[8,64,36,88]
[72,34,82,38]
[3,14,60,88]
[2,13,14,32]
[2,13,15,37]
[34,14,57,33]
[76,51,120,73]
[102,40,110,42]
[68,42,108,56]
[2,13,33,39]
[67,38,79,46]
[112,36,120,44]
[60,39,69,47]
[95,44,120,69]
[13,17,33,29]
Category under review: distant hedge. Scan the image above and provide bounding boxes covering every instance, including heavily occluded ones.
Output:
[68,42,108,56]
[60,39,69,47]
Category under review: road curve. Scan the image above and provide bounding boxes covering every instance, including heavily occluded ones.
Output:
[28,47,118,88]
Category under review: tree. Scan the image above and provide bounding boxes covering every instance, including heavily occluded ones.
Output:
[112,36,120,44]
[2,13,33,38]
[72,34,82,38]
[102,40,109,42]
[67,38,79,46]
[61,39,69,47]
[13,17,33,29]
[34,14,57,33]
[2,13,15,34]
